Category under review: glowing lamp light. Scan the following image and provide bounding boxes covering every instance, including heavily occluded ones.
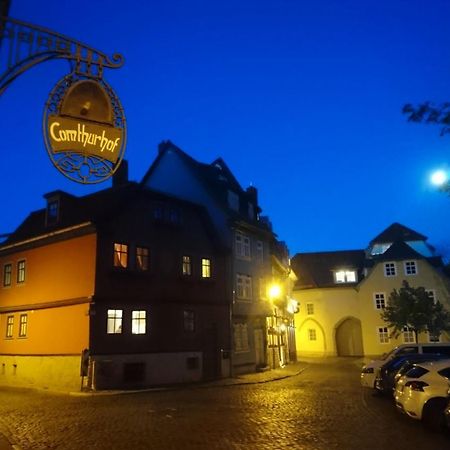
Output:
[268,284,281,299]
[430,170,448,186]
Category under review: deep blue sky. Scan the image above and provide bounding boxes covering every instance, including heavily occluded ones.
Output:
[2,0,450,257]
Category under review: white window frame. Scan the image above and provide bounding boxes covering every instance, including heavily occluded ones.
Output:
[236,274,252,300]
[17,260,26,284]
[18,314,27,338]
[235,231,251,260]
[334,270,357,283]
[5,315,13,338]
[384,262,396,277]
[182,255,192,276]
[107,309,123,334]
[2,263,12,287]
[132,310,147,335]
[373,292,386,310]
[402,326,415,344]
[378,326,390,344]
[201,258,211,278]
[404,260,417,276]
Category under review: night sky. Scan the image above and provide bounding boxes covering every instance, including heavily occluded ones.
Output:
[2,0,450,258]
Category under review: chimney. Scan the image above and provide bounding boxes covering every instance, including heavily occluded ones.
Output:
[113,159,129,187]
[246,185,258,206]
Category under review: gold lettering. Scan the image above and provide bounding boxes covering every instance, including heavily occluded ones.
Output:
[50,121,62,142]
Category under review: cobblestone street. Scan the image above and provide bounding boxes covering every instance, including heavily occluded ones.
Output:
[0,358,449,449]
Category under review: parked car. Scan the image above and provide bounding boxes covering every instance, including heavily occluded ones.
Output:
[394,359,450,430]
[361,343,450,389]
[444,391,450,430]
[374,353,447,396]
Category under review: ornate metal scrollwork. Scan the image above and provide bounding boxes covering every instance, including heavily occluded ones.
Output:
[0,16,124,95]
[43,73,127,184]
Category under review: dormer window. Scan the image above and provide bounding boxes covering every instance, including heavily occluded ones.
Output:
[334,270,357,283]
[370,243,392,255]
[46,199,59,225]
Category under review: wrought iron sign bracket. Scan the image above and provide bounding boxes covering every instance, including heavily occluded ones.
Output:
[0,16,124,96]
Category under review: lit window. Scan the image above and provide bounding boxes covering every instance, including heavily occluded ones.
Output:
[402,326,415,344]
[404,261,417,276]
[3,263,12,287]
[236,274,252,300]
[113,243,128,268]
[256,240,263,263]
[308,329,317,341]
[201,258,211,278]
[384,262,396,277]
[183,310,195,332]
[235,232,251,260]
[6,315,13,338]
[378,326,389,344]
[107,309,123,334]
[233,323,249,352]
[17,260,26,284]
[335,270,357,283]
[374,292,386,310]
[18,314,27,338]
[182,256,192,276]
[132,310,146,334]
[306,303,314,315]
[136,247,149,271]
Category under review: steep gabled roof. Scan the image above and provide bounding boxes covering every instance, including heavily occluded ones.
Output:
[1,182,221,250]
[291,250,365,289]
[370,223,427,244]
[371,240,424,261]
[141,140,268,230]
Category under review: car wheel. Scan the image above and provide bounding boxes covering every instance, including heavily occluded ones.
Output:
[422,398,447,431]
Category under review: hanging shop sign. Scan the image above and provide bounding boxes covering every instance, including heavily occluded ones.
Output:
[43,74,126,184]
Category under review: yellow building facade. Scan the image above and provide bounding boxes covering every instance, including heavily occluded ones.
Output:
[292,224,450,359]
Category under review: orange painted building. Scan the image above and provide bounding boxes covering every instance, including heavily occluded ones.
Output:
[0,220,96,391]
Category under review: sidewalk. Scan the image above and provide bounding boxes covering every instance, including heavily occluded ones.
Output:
[69,360,310,397]
[202,361,309,387]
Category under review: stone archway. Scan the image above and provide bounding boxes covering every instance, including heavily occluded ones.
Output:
[335,317,363,356]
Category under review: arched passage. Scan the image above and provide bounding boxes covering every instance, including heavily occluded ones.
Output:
[335,317,363,356]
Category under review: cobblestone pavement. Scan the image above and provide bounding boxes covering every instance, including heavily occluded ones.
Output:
[0,358,449,449]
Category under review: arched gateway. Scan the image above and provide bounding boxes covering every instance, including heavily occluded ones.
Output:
[335,317,363,356]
